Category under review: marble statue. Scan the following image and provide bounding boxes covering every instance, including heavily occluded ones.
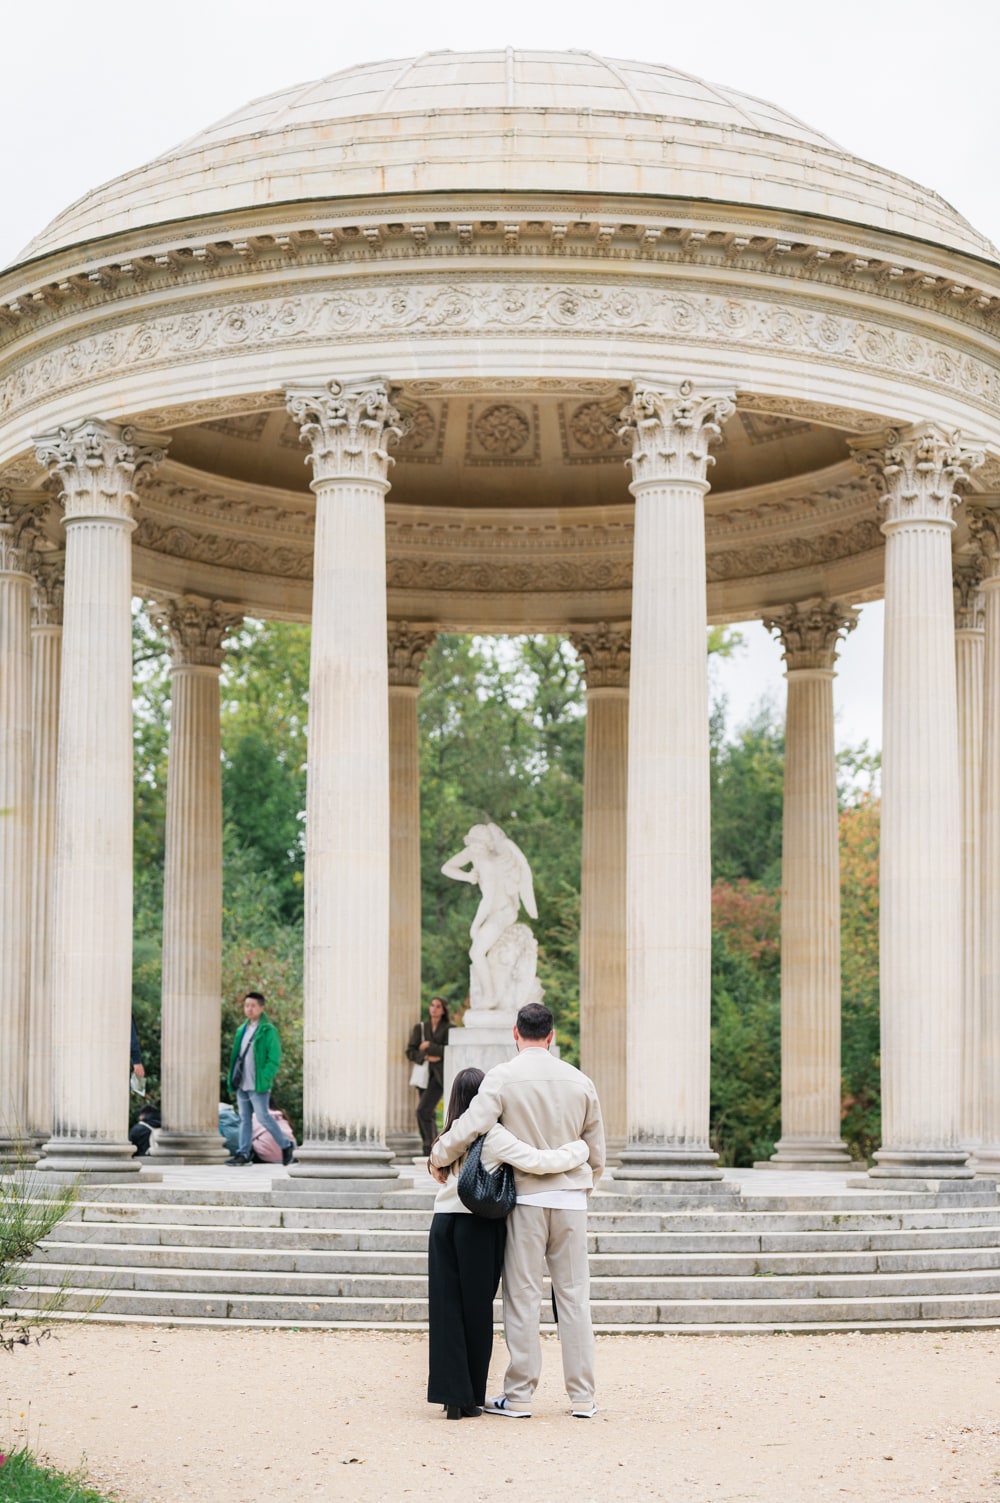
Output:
[442,822,543,1015]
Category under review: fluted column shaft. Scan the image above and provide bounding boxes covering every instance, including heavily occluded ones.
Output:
[852,425,983,1180]
[27,561,63,1146]
[285,378,400,1180]
[572,626,630,1153]
[152,601,242,1163]
[763,603,856,1168]
[386,623,434,1160]
[615,383,733,1182]
[0,497,42,1160]
[970,511,1000,1174]
[34,420,166,1175]
[953,566,985,1152]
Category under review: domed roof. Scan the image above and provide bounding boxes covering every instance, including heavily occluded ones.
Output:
[16,49,995,265]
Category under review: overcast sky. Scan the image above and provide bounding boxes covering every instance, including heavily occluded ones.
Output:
[3,0,997,749]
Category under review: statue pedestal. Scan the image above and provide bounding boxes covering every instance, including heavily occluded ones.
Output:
[444,1012,518,1102]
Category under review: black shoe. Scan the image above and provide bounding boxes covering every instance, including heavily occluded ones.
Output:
[281,1143,295,1167]
[461,1406,482,1418]
[226,1153,251,1166]
[445,1405,463,1420]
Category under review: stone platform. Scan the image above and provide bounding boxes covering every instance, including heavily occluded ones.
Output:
[10,1166,1000,1333]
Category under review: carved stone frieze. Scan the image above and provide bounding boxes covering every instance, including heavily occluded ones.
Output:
[149,597,244,667]
[31,555,64,626]
[763,599,858,670]
[735,394,888,435]
[0,492,47,574]
[852,424,986,527]
[387,622,436,686]
[706,519,884,581]
[953,560,986,629]
[619,381,735,488]
[386,554,633,593]
[134,519,312,579]
[570,623,630,687]
[203,412,269,441]
[968,507,1000,583]
[34,419,167,523]
[738,412,811,445]
[4,279,1000,437]
[128,392,284,431]
[285,377,404,485]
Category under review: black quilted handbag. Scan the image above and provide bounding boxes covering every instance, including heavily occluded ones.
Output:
[457,1135,517,1219]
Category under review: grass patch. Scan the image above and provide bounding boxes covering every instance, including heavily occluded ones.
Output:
[0,1448,117,1501]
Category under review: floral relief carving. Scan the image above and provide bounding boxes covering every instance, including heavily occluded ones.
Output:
[387,621,436,686]
[705,520,884,581]
[0,492,47,574]
[967,508,1000,583]
[4,280,1000,439]
[569,623,630,687]
[149,597,244,668]
[473,404,530,455]
[851,424,986,527]
[33,419,167,523]
[31,554,64,626]
[393,400,447,463]
[953,560,986,628]
[134,518,312,579]
[285,377,404,484]
[619,381,735,487]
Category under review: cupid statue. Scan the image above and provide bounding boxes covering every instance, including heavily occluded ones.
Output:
[442,822,543,1015]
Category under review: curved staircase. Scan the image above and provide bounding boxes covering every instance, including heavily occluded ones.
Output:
[15,1168,1000,1333]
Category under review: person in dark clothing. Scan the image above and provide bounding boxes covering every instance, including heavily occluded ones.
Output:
[407,996,450,1156]
[130,1017,145,1085]
[129,1103,161,1156]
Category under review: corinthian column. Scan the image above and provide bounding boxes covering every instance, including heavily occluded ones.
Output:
[761,600,857,1170]
[150,599,243,1163]
[851,425,984,1181]
[0,494,44,1161]
[386,622,435,1162]
[570,623,629,1155]
[953,562,985,1153]
[969,510,1000,1176]
[34,420,166,1176]
[27,556,64,1148]
[614,381,734,1183]
[284,377,402,1181]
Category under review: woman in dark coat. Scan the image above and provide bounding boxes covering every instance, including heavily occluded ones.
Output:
[407,996,450,1155]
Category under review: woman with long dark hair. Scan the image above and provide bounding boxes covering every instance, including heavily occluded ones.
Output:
[427,1067,588,1419]
[406,995,450,1156]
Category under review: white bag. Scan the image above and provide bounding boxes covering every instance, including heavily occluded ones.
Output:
[409,1060,430,1090]
[409,1022,430,1094]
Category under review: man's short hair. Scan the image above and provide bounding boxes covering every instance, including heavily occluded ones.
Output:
[516,1002,554,1040]
[244,990,266,1007]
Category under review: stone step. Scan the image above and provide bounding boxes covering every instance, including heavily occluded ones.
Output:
[14,1283,1000,1328]
[68,1201,1000,1234]
[20,1260,1000,1303]
[33,1240,1000,1279]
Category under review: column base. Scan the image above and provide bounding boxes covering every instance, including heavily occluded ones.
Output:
[386,1130,422,1163]
[35,1138,143,1176]
[850,1146,975,1186]
[610,1144,724,1183]
[286,1140,399,1181]
[149,1130,228,1165]
[754,1136,855,1172]
[0,1135,41,1167]
[968,1147,1000,1178]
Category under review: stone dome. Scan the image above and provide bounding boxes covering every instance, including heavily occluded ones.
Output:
[17,49,995,266]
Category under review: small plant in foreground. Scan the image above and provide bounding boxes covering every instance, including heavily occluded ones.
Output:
[0,1447,117,1501]
[0,1150,77,1349]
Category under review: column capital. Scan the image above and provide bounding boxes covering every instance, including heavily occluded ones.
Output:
[0,492,47,575]
[850,423,985,528]
[954,558,987,628]
[150,598,244,668]
[763,600,858,671]
[31,554,65,627]
[618,380,735,490]
[285,377,404,486]
[33,419,167,524]
[570,623,631,689]
[968,507,1000,585]
[387,621,435,688]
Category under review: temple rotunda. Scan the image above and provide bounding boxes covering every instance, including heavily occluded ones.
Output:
[2,49,1000,1187]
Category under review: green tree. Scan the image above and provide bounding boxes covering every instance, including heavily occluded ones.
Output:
[710,700,785,886]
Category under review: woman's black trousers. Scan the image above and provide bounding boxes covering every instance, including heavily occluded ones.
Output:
[427,1212,506,1408]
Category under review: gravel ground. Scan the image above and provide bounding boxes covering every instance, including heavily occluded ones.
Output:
[2,1324,1000,1502]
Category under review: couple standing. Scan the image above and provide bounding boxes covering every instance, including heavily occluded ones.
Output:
[428,1001,605,1419]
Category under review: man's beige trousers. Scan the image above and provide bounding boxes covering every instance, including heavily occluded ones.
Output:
[501,1205,595,1408]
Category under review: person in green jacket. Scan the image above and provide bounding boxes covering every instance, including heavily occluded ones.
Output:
[227,991,295,1167]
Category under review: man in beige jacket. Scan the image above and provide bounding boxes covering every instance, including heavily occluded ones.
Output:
[430,1001,605,1418]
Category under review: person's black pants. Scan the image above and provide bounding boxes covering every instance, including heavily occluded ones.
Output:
[427,1212,506,1408]
[415,1079,443,1155]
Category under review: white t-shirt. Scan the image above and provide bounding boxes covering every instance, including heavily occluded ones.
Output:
[515,1189,587,1211]
[240,1020,258,1092]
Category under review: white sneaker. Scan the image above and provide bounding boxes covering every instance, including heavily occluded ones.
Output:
[484,1395,531,1418]
[571,1401,598,1418]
